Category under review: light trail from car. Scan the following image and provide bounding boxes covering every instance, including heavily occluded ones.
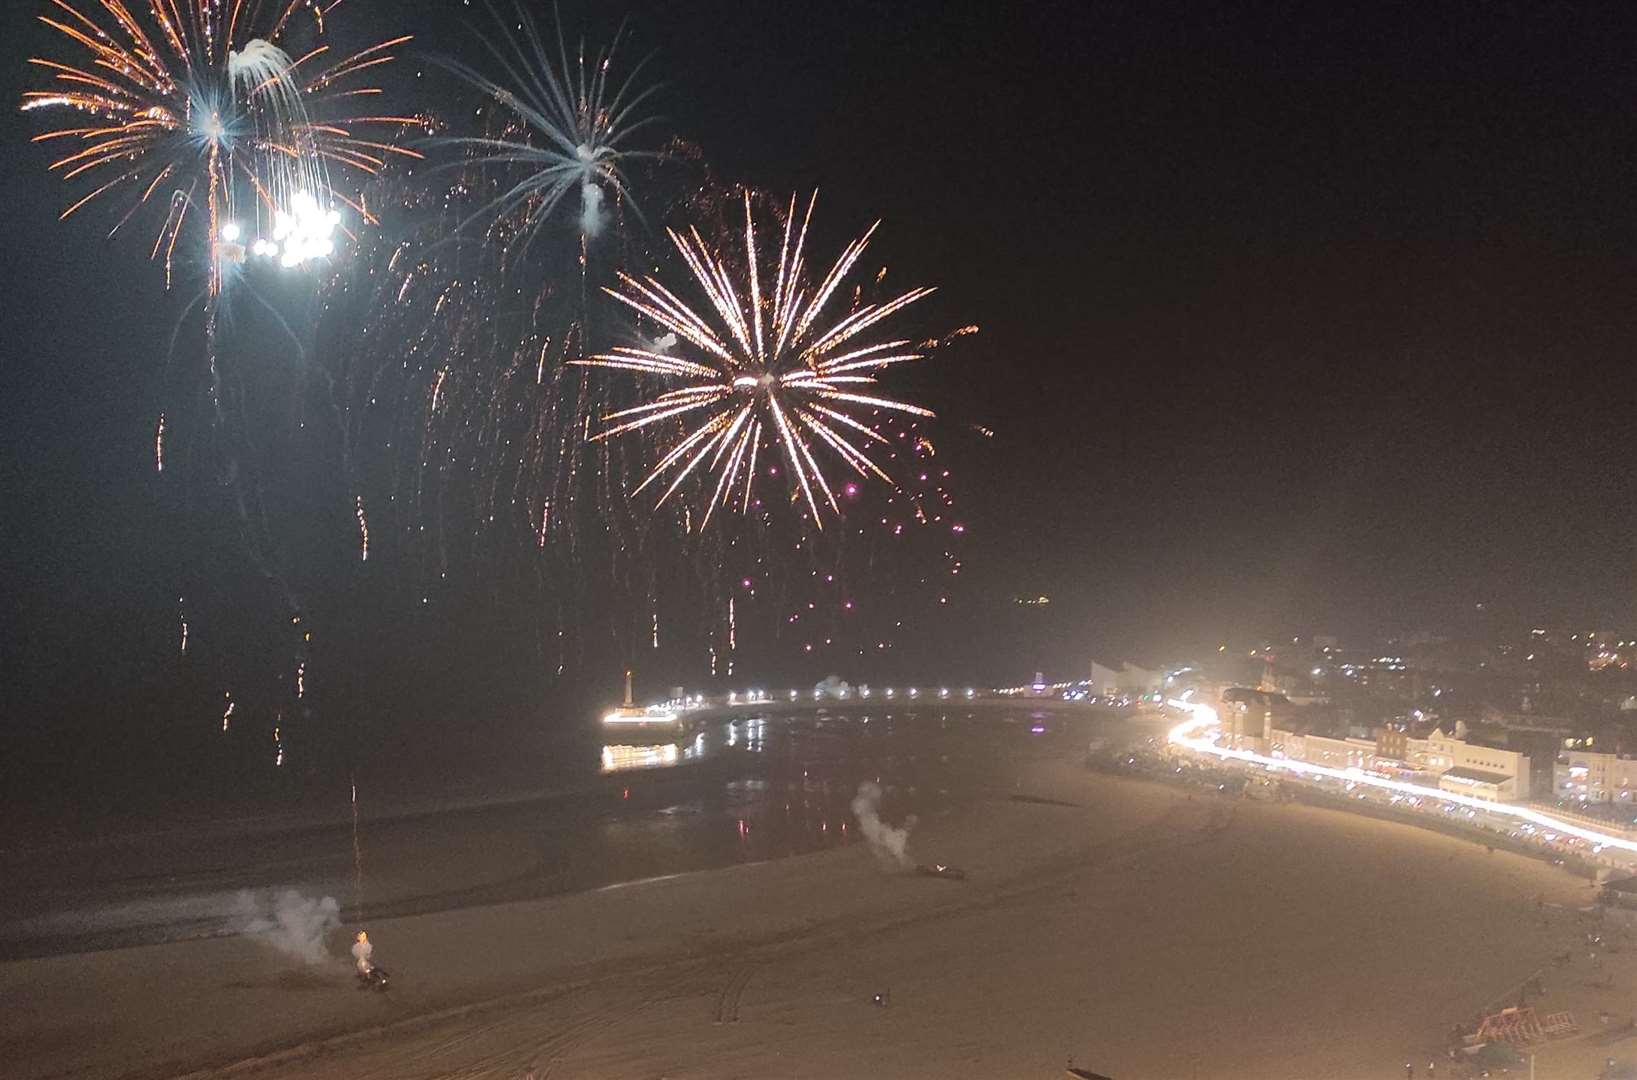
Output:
[1166,701,1637,858]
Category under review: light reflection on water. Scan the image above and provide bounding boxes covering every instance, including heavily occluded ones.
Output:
[600,743,680,773]
[2,706,1113,956]
[590,707,1085,872]
[601,717,766,774]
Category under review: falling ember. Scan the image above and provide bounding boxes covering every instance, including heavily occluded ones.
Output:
[652,609,659,649]
[178,596,188,655]
[536,500,552,548]
[354,496,369,561]
[430,368,447,413]
[728,596,737,652]
[154,414,166,473]
[573,191,961,527]
[296,662,306,700]
[221,692,235,733]
[273,722,284,767]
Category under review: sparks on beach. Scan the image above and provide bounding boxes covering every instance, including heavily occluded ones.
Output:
[575,192,960,528]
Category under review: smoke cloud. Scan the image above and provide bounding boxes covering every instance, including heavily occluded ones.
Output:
[231,888,340,965]
[851,781,915,869]
[815,675,852,698]
[580,179,605,237]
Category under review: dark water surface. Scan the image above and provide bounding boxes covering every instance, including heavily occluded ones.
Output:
[0,705,1120,958]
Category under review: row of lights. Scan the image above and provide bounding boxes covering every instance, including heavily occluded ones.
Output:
[727,687,981,704]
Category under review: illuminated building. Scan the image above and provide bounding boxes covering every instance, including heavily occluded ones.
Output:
[1375,726,1408,765]
[1437,767,1517,802]
[1554,744,1637,804]
[1422,726,1531,802]
[1219,686,1276,754]
[1268,720,1528,801]
[1304,734,1377,771]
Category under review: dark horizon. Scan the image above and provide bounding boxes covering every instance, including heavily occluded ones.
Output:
[4,0,1636,771]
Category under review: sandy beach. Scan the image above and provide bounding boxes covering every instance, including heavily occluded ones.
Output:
[4,736,1608,1080]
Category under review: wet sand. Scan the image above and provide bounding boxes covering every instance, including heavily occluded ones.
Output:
[1,749,1592,1080]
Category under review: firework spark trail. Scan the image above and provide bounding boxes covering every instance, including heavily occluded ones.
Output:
[350,774,364,924]
[354,494,369,561]
[24,4,422,747]
[21,0,423,287]
[574,192,950,528]
[348,226,653,589]
[374,6,666,580]
[434,2,660,249]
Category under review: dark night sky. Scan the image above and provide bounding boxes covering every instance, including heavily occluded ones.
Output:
[4,0,1637,730]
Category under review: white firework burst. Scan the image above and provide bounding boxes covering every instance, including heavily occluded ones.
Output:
[574,191,942,529]
[438,3,659,246]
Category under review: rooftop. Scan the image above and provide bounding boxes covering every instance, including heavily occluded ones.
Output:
[1442,766,1512,786]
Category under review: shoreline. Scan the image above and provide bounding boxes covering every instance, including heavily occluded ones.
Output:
[1,753,1592,1080]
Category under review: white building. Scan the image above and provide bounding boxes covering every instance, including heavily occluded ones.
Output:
[1267,729,1380,773]
[1265,723,1529,802]
[1090,661,1162,698]
[1293,734,1377,772]
[1554,747,1637,804]
[1438,767,1522,802]
[1422,727,1531,802]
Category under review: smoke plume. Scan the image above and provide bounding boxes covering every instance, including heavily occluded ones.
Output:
[579,181,604,237]
[815,675,852,698]
[232,888,340,965]
[851,781,915,868]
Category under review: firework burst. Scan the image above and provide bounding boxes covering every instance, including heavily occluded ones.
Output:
[21,0,422,288]
[436,2,659,247]
[575,192,950,529]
